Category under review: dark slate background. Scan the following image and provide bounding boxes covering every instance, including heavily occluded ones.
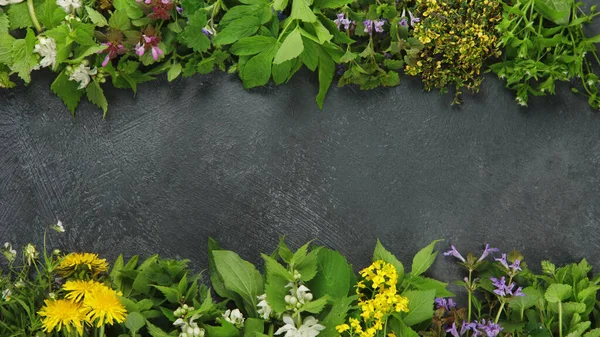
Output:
[1,15,600,285]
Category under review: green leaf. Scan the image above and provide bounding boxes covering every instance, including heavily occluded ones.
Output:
[584,34,600,44]
[167,63,182,82]
[583,329,600,337]
[244,318,265,336]
[113,0,144,19]
[213,250,264,312]
[0,12,8,34]
[152,285,181,303]
[68,21,96,46]
[545,284,573,303]
[509,287,540,311]
[242,46,277,89]
[534,0,573,25]
[68,45,105,64]
[180,0,205,16]
[180,11,211,52]
[312,19,333,44]
[272,60,292,84]
[410,276,454,297]
[373,239,405,284]
[124,312,145,334]
[230,35,277,56]
[273,0,289,11]
[320,296,356,337]
[300,38,318,70]
[146,320,172,337]
[313,0,353,9]
[402,289,436,326]
[411,240,442,277]
[214,16,261,45]
[274,28,303,64]
[11,29,38,84]
[307,248,352,299]
[291,0,317,22]
[389,315,420,337]
[295,247,320,282]
[316,46,334,109]
[8,3,32,30]
[0,33,16,65]
[303,295,329,314]
[206,321,240,337]
[86,80,108,117]
[86,6,108,27]
[109,10,131,30]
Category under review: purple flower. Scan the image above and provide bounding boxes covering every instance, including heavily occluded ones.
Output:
[176,5,183,14]
[363,19,373,34]
[399,17,408,27]
[446,322,461,337]
[514,286,525,297]
[334,13,352,30]
[98,42,127,67]
[135,34,163,61]
[434,297,457,311]
[373,19,385,33]
[202,27,214,38]
[495,253,509,269]
[490,276,507,296]
[476,319,503,337]
[444,245,466,263]
[408,10,420,26]
[509,259,522,272]
[336,64,345,76]
[277,10,287,21]
[477,244,500,262]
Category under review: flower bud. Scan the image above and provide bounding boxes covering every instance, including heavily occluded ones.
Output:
[187,327,194,335]
[305,293,313,301]
[193,327,202,336]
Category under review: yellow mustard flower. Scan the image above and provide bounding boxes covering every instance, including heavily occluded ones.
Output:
[57,252,109,277]
[83,284,128,327]
[38,299,88,336]
[63,279,105,302]
[336,324,350,333]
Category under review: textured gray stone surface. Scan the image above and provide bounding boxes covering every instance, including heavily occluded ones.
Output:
[1,18,600,283]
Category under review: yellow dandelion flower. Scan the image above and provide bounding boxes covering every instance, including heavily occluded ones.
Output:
[38,299,88,336]
[57,253,109,277]
[83,284,128,327]
[63,280,104,303]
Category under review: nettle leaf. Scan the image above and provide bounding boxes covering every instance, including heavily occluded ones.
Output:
[51,69,84,114]
[291,0,317,22]
[534,0,573,25]
[295,247,320,282]
[68,21,96,46]
[180,11,211,52]
[86,6,108,27]
[213,250,264,313]
[306,248,352,299]
[303,295,329,314]
[109,10,131,30]
[214,16,261,45]
[274,28,303,64]
[113,0,144,19]
[0,33,15,65]
[316,45,334,109]
[545,284,573,303]
[0,11,10,34]
[230,35,276,56]
[10,28,37,84]
[373,239,405,284]
[8,2,33,29]
[241,45,277,88]
[244,318,265,336]
[313,0,353,9]
[262,254,291,313]
[402,289,436,326]
[40,0,64,30]
[180,0,205,16]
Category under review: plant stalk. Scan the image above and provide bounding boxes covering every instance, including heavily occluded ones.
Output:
[27,0,43,33]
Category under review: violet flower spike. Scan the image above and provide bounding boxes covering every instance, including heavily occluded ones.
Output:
[443,245,466,263]
[495,253,509,269]
[399,17,408,27]
[434,297,447,310]
[490,276,507,296]
[509,259,522,272]
[477,244,500,262]
[448,298,457,309]
[513,286,525,297]
[446,322,460,337]
[408,10,420,26]
[334,13,345,29]
[363,19,373,35]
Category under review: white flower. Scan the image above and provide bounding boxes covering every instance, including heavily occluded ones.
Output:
[68,62,97,90]
[56,0,81,13]
[295,285,313,304]
[0,0,24,6]
[257,294,272,320]
[33,37,57,69]
[14,279,26,288]
[24,243,39,265]
[2,242,17,262]
[48,292,56,299]
[223,309,245,327]
[174,317,205,337]
[52,220,65,233]
[2,289,11,301]
[275,315,325,337]
[515,96,528,107]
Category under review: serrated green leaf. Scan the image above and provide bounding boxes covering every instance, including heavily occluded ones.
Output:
[86,80,108,116]
[0,12,10,34]
[274,28,303,64]
[51,69,84,114]
[152,285,181,303]
[583,329,600,337]
[230,35,277,56]
[180,0,205,16]
[313,0,353,9]
[8,2,32,30]
[263,253,290,313]
[291,0,316,22]
[411,239,442,277]
[68,21,95,46]
[303,295,329,314]
[373,239,405,284]
[244,318,265,336]
[316,46,334,109]
[0,33,15,65]
[109,10,131,30]
[545,284,573,303]
[180,11,211,52]
[273,0,289,11]
[39,0,65,29]
[146,320,172,337]
[402,289,436,326]
[295,247,320,282]
[11,29,38,84]
[306,248,352,299]
[312,20,333,44]
[214,16,261,45]
[124,312,145,333]
[242,45,276,88]
[86,6,108,27]
[113,0,144,19]
[206,321,240,337]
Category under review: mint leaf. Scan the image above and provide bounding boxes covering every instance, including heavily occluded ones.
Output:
[214,16,261,45]
[274,28,303,64]
[313,0,353,9]
[316,46,334,109]
[0,12,9,34]
[291,0,316,22]
[8,2,33,29]
[86,80,109,116]
[86,6,108,27]
[242,45,277,88]
[113,0,143,19]
[11,29,37,83]
[179,11,211,52]
[230,35,276,56]
[51,69,84,114]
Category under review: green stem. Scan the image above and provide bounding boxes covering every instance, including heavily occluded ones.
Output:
[99,325,105,337]
[494,301,505,324]
[467,269,473,322]
[277,19,294,43]
[27,0,43,33]
[558,301,563,337]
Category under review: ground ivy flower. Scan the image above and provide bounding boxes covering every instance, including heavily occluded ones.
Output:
[494,253,509,269]
[434,297,456,310]
[477,244,499,262]
[24,243,39,265]
[2,242,17,262]
[33,37,57,69]
[51,220,65,233]
[257,294,272,320]
[471,319,503,337]
[363,19,385,35]
[509,259,522,272]
[399,17,408,27]
[68,61,97,90]
[275,315,325,337]
[334,13,352,30]
[2,288,11,301]
[223,309,245,328]
[408,10,420,26]
[56,0,81,13]
[443,245,466,262]
[135,34,164,61]
[99,42,127,67]
[490,276,525,297]
[176,5,182,14]
[202,27,214,39]
[446,322,470,337]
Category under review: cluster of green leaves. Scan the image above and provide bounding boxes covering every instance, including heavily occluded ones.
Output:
[491,0,600,108]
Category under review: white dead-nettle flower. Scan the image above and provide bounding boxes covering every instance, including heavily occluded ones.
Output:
[24,243,39,265]
[515,96,528,107]
[173,316,205,337]
[222,309,245,327]
[0,0,24,6]
[33,37,57,69]
[275,315,325,337]
[257,294,272,320]
[3,242,17,262]
[56,0,81,13]
[69,62,97,90]
[285,285,314,309]
[2,288,11,301]
[52,220,65,233]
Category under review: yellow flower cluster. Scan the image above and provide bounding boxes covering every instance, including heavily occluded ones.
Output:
[38,253,127,336]
[336,260,409,337]
[56,252,109,277]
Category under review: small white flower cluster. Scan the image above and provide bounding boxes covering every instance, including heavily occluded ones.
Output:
[284,284,313,311]
[173,304,205,337]
[0,0,23,6]
[222,308,245,328]
[52,220,65,233]
[33,37,57,70]
[257,293,272,320]
[24,243,38,266]
[275,315,325,337]
[56,0,81,13]
[515,96,528,107]
[2,242,17,262]
[68,61,97,90]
